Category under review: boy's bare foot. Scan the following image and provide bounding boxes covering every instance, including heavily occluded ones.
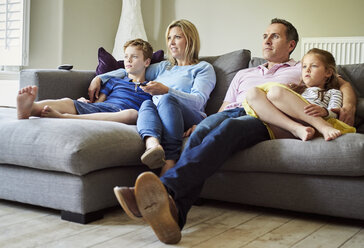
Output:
[292,126,316,141]
[41,105,64,118]
[17,86,38,119]
[320,126,342,141]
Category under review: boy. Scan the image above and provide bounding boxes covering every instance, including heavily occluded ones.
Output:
[17,39,153,124]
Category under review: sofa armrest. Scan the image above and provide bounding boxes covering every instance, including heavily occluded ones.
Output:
[20,69,96,101]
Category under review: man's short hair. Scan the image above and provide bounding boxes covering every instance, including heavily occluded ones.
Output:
[271,18,299,54]
[124,39,153,61]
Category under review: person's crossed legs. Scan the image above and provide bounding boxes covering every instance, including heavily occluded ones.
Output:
[114,109,270,244]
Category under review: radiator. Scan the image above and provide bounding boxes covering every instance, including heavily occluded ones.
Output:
[301,37,364,65]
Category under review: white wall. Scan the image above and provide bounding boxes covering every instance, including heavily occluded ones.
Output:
[27,0,364,70]
[62,0,122,69]
[27,0,63,69]
[142,0,364,61]
[27,0,122,70]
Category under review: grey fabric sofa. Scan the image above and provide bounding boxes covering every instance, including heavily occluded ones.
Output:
[0,49,363,224]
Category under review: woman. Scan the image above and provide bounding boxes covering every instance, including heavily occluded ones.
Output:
[89,19,216,175]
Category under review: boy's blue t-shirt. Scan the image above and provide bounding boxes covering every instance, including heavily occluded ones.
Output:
[100,76,151,110]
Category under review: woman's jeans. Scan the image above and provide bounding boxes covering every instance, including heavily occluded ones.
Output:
[160,107,270,229]
[137,95,204,160]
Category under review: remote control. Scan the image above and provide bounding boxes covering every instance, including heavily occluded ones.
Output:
[58,64,73,70]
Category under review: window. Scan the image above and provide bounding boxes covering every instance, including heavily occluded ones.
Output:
[0,0,30,68]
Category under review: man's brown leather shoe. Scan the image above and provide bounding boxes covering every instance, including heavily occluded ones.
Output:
[113,186,142,221]
[135,172,181,244]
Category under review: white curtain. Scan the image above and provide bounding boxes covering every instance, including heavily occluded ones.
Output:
[112,0,148,60]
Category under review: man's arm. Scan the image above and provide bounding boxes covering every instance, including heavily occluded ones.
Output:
[333,77,356,126]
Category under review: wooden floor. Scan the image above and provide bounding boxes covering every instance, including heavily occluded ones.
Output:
[1,199,364,248]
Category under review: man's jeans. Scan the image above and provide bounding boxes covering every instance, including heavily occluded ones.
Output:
[137,95,204,160]
[160,108,270,228]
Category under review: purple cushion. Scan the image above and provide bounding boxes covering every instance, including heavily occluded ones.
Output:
[96,47,164,75]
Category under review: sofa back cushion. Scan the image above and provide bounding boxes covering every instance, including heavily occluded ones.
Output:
[337,64,364,98]
[201,49,251,115]
[337,64,364,131]
[249,57,267,68]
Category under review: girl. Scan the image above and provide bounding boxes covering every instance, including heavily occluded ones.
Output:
[90,20,216,175]
[244,48,355,141]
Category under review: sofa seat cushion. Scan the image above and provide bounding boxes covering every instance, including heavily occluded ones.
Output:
[0,107,16,120]
[0,108,144,176]
[222,133,364,176]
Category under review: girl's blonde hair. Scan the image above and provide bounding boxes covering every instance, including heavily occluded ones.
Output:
[165,19,200,66]
[293,48,340,100]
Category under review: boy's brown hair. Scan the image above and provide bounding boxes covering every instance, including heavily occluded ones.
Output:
[123,38,153,61]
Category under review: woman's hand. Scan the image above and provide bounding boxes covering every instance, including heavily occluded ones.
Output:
[77,97,91,103]
[88,76,102,102]
[141,81,169,95]
[304,104,328,117]
[183,125,197,137]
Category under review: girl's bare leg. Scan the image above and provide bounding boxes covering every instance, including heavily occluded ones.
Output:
[246,87,315,141]
[267,86,341,141]
[41,106,138,124]
[17,85,77,119]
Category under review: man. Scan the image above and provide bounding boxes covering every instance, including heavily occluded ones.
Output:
[113,19,357,244]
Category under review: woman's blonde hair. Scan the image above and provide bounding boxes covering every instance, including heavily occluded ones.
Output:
[165,19,200,66]
[292,48,340,100]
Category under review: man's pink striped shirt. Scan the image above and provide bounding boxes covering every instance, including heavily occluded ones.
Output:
[224,60,301,110]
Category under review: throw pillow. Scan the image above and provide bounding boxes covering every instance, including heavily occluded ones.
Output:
[96,47,164,75]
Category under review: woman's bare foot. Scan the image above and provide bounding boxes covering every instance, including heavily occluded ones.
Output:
[17,86,38,119]
[292,126,316,141]
[41,105,63,118]
[320,126,342,141]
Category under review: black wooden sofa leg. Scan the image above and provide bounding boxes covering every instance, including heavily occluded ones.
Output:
[61,210,104,224]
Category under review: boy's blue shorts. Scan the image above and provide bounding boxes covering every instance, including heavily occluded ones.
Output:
[73,101,122,114]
